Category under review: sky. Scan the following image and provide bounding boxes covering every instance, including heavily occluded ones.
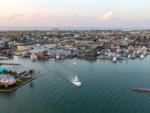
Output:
[0,0,150,28]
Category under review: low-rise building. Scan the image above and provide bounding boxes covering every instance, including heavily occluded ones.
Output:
[0,74,16,87]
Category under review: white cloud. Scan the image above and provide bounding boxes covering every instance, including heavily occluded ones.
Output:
[102,11,113,20]
[0,14,23,20]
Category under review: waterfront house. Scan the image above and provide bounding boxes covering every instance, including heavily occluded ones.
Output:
[4,65,31,76]
[16,41,35,52]
[136,46,148,53]
[119,41,128,49]
[128,45,135,52]
[0,74,16,87]
[78,49,97,58]
[30,47,48,59]
[17,45,33,52]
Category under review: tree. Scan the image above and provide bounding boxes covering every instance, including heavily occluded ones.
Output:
[4,41,9,49]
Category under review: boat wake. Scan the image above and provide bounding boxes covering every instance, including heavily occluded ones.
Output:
[70,76,81,87]
[73,60,77,66]
[53,60,82,87]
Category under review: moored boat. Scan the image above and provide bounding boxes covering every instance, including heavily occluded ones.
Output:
[56,54,60,59]
[30,54,37,61]
[112,56,117,62]
[140,54,144,59]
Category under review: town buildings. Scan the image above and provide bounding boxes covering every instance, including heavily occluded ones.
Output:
[0,30,150,61]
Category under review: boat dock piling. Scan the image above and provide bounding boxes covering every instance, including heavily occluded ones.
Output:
[0,63,20,66]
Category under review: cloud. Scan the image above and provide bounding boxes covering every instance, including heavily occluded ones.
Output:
[32,12,41,18]
[102,11,113,20]
[0,14,23,20]
[2,11,150,28]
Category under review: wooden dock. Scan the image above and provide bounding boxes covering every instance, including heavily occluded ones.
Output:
[132,88,150,93]
[0,63,20,66]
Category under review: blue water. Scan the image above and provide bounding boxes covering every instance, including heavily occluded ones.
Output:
[0,56,150,113]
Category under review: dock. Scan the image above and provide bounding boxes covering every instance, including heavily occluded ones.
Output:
[132,88,150,93]
[0,63,20,66]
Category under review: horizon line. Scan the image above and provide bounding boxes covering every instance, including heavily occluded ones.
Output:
[0,26,150,31]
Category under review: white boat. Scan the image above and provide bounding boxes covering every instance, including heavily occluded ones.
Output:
[128,54,131,59]
[112,56,117,62]
[140,54,144,59]
[56,54,60,59]
[30,53,37,61]
[72,76,81,87]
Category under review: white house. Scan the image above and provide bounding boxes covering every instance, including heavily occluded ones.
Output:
[17,45,33,51]
[0,74,16,87]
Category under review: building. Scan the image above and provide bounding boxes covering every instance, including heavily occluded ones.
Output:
[16,42,35,51]
[0,66,5,73]
[4,65,31,76]
[17,45,33,51]
[0,74,16,87]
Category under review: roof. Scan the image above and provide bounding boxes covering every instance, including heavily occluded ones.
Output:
[0,66,5,73]
[4,65,31,74]
[0,74,13,80]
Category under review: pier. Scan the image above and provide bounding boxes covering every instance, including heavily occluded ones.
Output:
[132,88,150,93]
[0,63,20,66]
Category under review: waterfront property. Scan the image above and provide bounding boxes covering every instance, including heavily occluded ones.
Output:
[0,74,16,88]
[0,64,35,92]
